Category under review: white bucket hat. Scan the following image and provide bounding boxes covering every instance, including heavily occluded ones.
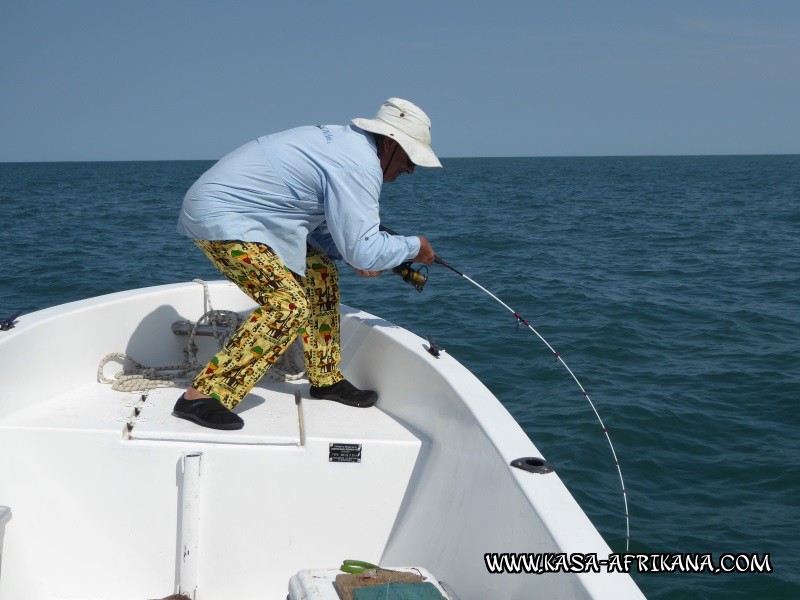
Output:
[353,98,442,168]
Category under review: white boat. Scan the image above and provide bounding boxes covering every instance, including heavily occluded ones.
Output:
[0,280,644,600]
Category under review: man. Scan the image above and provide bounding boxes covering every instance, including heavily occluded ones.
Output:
[173,98,440,430]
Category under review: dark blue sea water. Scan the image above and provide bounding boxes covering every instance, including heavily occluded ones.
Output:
[1,156,798,599]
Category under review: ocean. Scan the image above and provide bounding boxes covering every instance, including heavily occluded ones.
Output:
[1,155,798,599]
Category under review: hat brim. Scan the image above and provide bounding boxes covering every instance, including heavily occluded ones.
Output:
[353,118,442,168]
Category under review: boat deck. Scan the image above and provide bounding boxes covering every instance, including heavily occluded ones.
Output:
[0,378,427,599]
[1,377,420,449]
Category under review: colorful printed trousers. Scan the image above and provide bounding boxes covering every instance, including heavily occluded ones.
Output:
[191,240,343,409]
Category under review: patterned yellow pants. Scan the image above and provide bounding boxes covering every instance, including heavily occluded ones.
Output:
[191,240,343,409]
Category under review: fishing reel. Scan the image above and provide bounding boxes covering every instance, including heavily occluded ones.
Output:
[379,225,430,292]
[392,261,428,292]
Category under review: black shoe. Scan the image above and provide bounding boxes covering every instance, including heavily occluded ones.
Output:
[309,380,378,408]
[172,394,245,430]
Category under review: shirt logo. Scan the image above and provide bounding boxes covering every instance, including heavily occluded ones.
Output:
[316,125,334,144]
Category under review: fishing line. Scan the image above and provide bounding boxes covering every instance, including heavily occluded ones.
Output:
[434,256,631,551]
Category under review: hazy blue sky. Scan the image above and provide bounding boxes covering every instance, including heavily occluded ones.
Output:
[2,1,799,161]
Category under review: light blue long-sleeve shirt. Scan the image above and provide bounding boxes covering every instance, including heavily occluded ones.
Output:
[177,124,420,275]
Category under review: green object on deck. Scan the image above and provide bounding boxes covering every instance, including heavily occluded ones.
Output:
[352,581,445,600]
[340,559,379,573]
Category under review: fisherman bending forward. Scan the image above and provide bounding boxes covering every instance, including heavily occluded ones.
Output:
[173,98,440,430]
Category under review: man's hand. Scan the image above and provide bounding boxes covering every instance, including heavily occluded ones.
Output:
[353,268,383,277]
[413,236,435,265]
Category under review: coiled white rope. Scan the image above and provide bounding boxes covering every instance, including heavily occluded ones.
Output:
[97,280,306,392]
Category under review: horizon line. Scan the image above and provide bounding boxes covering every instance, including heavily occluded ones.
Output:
[2,152,800,165]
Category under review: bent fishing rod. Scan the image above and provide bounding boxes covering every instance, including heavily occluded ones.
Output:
[381,226,631,551]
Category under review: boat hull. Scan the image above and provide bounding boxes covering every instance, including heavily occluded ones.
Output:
[0,281,643,599]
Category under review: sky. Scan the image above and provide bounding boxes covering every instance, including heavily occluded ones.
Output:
[1,0,799,162]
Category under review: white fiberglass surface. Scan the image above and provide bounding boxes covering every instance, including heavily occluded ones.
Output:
[0,282,643,599]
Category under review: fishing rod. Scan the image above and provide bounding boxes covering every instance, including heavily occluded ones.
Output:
[381,227,630,551]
